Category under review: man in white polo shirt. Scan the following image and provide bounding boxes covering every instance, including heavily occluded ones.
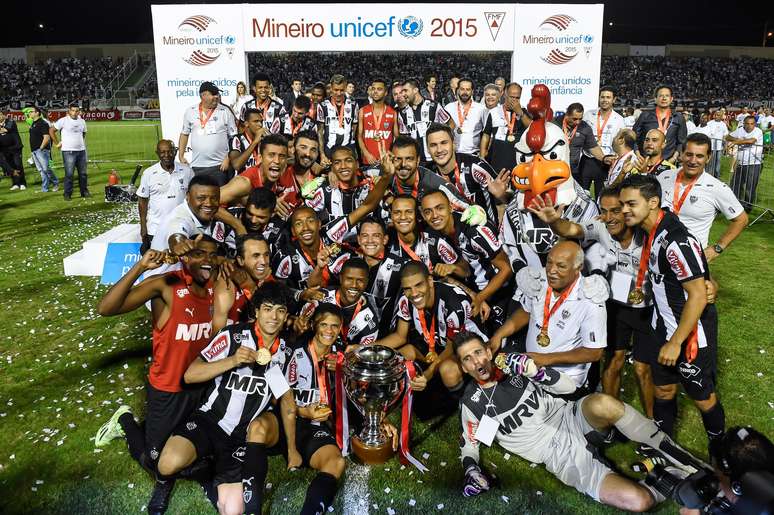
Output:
[178,82,237,187]
[445,78,487,155]
[725,115,764,212]
[489,241,608,394]
[50,104,90,200]
[704,110,729,178]
[137,139,194,254]
[582,86,626,195]
[657,133,747,262]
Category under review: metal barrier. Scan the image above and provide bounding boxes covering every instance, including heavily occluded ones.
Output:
[709,137,771,225]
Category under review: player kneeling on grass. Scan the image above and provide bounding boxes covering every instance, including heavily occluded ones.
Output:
[454,331,703,512]
[155,283,299,515]
[95,235,220,514]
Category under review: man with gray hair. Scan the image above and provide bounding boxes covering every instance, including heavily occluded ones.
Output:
[317,73,359,165]
[488,240,609,395]
[481,84,500,110]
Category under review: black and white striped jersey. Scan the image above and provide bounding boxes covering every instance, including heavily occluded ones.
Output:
[500,181,598,272]
[283,337,344,408]
[279,116,318,138]
[648,209,714,347]
[317,98,359,157]
[299,288,381,347]
[432,153,499,225]
[398,99,451,161]
[196,322,292,437]
[305,179,373,243]
[240,97,288,133]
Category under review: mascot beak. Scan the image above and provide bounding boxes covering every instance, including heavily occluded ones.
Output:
[511,154,570,196]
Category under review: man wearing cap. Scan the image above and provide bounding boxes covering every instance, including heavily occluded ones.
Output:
[178,82,238,187]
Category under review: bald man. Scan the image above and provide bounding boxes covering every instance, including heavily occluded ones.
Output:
[633,129,676,176]
[489,241,609,395]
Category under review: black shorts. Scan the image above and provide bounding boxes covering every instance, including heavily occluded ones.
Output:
[274,415,339,467]
[651,307,718,401]
[174,411,251,487]
[144,383,203,462]
[605,302,659,365]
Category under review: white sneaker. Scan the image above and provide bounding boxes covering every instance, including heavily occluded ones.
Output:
[26,157,34,165]
[19,185,26,190]
[10,185,19,190]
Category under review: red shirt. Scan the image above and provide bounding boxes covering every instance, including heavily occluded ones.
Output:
[361,104,397,164]
[150,271,214,392]
[239,165,304,208]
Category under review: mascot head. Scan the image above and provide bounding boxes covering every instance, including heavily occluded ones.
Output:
[512,85,571,200]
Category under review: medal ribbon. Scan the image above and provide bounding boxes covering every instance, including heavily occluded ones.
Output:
[503,105,516,137]
[562,117,579,142]
[256,98,270,116]
[335,291,364,341]
[254,326,280,354]
[242,131,260,167]
[372,105,385,139]
[299,239,330,284]
[334,351,350,456]
[394,172,419,198]
[417,308,437,354]
[289,115,303,137]
[456,101,472,129]
[656,108,672,134]
[541,276,580,335]
[198,103,215,129]
[596,110,611,139]
[399,360,429,472]
[672,169,699,215]
[634,209,665,293]
[335,99,345,128]
[398,237,433,273]
[308,340,330,405]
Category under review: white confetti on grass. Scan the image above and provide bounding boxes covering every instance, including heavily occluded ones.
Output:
[342,464,371,515]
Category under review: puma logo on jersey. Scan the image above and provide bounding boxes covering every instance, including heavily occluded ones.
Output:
[184,307,195,317]
[225,372,268,395]
[175,322,212,342]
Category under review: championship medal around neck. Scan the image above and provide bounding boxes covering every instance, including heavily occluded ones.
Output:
[425,350,438,363]
[256,346,272,365]
[628,288,645,305]
[536,330,551,348]
[507,134,516,142]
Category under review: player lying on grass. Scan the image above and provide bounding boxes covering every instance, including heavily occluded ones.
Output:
[454,331,703,512]
[95,235,220,514]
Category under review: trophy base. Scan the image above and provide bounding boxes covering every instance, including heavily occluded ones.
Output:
[351,436,394,465]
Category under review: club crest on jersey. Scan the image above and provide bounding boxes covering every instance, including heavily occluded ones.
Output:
[509,375,524,389]
[561,309,571,320]
[226,372,269,395]
[689,195,698,204]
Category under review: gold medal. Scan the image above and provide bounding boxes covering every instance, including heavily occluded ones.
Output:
[628,288,645,305]
[373,133,382,141]
[494,353,508,373]
[256,347,272,365]
[536,330,551,347]
[456,127,463,134]
[507,134,515,143]
[425,351,438,363]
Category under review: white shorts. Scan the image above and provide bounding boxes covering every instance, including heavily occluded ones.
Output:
[541,395,613,502]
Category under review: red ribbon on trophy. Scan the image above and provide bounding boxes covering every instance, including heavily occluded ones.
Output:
[334,351,350,456]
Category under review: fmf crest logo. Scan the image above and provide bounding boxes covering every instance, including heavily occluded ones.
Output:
[161,15,237,66]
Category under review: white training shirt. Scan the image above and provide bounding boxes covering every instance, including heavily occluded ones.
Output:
[657,169,744,247]
[53,116,87,151]
[704,120,729,151]
[514,272,607,387]
[445,100,488,154]
[582,108,626,156]
[729,127,764,166]
[181,103,237,167]
[137,162,195,235]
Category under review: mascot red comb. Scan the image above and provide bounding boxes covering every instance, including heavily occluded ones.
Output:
[499,84,599,271]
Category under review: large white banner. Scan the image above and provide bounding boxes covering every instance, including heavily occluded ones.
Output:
[512,4,604,113]
[152,4,247,143]
[151,3,603,139]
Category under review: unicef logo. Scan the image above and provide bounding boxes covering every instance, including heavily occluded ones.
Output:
[225,35,236,45]
[583,35,593,44]
[399,16,423,38]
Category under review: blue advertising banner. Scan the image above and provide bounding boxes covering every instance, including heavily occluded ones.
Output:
[100,243,143,285]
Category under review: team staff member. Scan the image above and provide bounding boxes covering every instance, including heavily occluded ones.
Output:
[455,333,702,512]
[49,104,90,199]
[445,78,487,155]
[633,85,687,162]
[155,283,300,515]
[657,133,747,257]
[398,78,453,166]
[489,242,608,392]
[358,78,398,166]
[480,83,531,173]
[581,86,626,195]
[554,103,606,181]
[28,106,58,192]
[318,74,359,165]
[426,123,503,224]
[138,140,194,254]
[179,82,237,187]
[618,174,724,444]
[94,236,218,514]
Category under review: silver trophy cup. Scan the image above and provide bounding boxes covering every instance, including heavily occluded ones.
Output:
[343,345,406,464]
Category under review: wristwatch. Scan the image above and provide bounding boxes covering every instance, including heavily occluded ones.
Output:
[712,243,724,254]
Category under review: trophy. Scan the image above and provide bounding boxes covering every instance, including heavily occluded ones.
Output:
[343,345,406,464]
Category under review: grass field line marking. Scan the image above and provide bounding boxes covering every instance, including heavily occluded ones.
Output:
[342,464,371,515]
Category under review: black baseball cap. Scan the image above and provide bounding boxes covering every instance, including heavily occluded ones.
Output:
[199,82,221,95]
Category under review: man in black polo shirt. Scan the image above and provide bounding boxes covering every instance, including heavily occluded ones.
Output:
[480,83,530,173]
[0,110,26,191]
[553,103,605,182]
[633,85,687,163]
[28,107,59,192]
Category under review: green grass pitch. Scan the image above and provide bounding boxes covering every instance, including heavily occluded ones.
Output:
[0,121,772,514]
